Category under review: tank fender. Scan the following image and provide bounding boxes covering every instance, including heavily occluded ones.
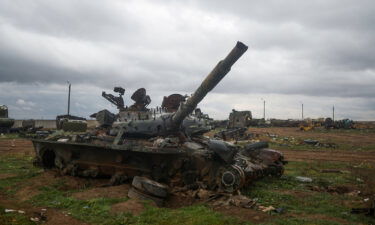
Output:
[207,139,238,164]
[251,148,286,165]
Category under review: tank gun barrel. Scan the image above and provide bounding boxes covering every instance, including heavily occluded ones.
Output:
[171,41,248,129]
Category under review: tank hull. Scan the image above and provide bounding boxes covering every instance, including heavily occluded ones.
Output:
[32,138,285,192]
[32,139,184,179]
[0,118,15,132]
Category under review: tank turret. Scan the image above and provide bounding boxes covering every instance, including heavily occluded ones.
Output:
[112,41,248,138]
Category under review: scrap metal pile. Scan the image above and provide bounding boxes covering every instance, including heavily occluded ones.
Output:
[324,118,355,129]
[32,42,286,205]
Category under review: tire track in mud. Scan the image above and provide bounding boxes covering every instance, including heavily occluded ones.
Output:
[281,149,375,163]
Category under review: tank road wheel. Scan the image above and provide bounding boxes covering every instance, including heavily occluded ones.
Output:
[128,187,165,206]
[217,165,245,193]
[41,149,56,169]
[132,176,169,198]
[269,161,284,177]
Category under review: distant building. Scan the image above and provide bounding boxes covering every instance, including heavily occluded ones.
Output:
[227,109,252,128]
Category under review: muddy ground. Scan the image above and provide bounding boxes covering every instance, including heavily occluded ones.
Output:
[0,127,374,224]
[250,127,375,163]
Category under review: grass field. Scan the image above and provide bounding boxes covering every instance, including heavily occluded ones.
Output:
[0,128,374,225]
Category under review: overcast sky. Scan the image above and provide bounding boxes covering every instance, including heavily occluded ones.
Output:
[0,0,374,120]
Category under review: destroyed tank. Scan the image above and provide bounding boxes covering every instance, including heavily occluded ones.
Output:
[32,42,286,194]
[0,105,15,133]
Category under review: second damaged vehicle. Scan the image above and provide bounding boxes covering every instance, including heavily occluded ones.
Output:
[32,42,286,205]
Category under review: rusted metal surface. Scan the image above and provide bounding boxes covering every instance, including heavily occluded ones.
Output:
[32,41,286,194]
[228,110,252,129]
[214,127,249,141]
[129,88,151,111]
[102,87,125,110]
[162,94,186,112]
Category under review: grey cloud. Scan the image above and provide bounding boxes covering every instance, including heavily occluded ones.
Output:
[190,0,375,71]
[190,0,375,31]
[0,0,139,42]
[0,0,374,120]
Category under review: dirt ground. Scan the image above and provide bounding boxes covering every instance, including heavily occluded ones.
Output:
[0,139,95,224]
[250,127,375,163]
[72,184,130,200]
[281,149,375,163]
[0,139,34,156]
[0,192,89,225]
[251,127,375,147]
[0,128,374,224]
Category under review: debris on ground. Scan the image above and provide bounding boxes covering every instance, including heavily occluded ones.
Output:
[193,191,282,214]
[4,209,16,213]
[347,190,361,196]
[320,169,344,173]
[304,139,319,145]
[28,208,48,222]
[308,185,354,194]
[295,176,313,183]
[210,194,258,209]
[351,200,375,217]
[228,194,257,208]
[4,209,26,214]
[273,207,285,214]
[259,205,275,213]
[127,176,169,206]
[317,142,338,148]
[195,189,211,199]
[263,133,338,149]
[30,217,40,222]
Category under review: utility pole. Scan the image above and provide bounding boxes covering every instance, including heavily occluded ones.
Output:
[261,98,265,120]
[332,105,335,122]
[301,103,304,120]
[67,81,71,115]
[263,99,266,120]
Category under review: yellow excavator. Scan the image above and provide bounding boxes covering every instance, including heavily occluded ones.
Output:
[299,118,324,131]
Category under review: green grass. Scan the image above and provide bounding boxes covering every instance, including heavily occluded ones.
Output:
[3,155,244,225]
[1,150,375,225]
[310,128,375,134]
[285,161,355,185]
[270,139,375,152]
[265,128,375,152]
[259,217,343,225]
[135,205,246,225]
[0,206,36,225]
[0,155,42,195]
[29,186,129,225]
[28,185,245,225]
[0,133,20,139]
[243,161,375,225]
